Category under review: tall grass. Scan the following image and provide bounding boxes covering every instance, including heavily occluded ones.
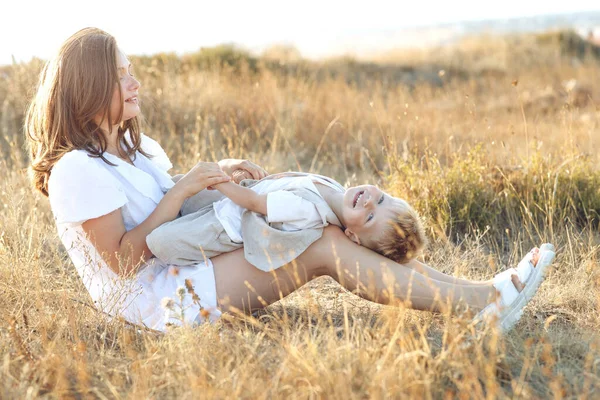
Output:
[0,31,599,398]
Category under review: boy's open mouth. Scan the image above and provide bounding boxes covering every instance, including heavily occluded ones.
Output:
[353,190,365,208]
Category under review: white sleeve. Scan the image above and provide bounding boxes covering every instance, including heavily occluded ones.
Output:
[266,191,322,229]
[48,151,128,227]
[140,133,173,172]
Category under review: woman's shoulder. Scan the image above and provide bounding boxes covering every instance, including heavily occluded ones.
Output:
[53,149,95,168]
[52,150,96,176]
[139,133,172,172]
[49,150,116,189]
[48,149,128,225]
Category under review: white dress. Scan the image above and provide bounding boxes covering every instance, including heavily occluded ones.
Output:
[48,134,221,331]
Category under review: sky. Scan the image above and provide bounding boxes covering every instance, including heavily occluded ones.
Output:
[2,0,599,65]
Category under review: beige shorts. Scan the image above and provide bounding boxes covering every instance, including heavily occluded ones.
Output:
[146,204,242,266]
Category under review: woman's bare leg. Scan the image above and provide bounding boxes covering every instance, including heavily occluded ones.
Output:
[210,248,330,313]
[212,227,505,315]
[404,259,491,286]
[297,227,498,312]
[406,247,540,287]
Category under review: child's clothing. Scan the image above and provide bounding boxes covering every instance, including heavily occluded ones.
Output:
[146,173,345,271]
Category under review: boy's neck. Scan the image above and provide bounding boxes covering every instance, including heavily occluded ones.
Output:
[313,182,347,228]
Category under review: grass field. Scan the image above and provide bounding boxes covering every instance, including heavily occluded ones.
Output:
[1,30,599,398]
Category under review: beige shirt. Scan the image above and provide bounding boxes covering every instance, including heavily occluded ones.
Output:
[214,174,342,243]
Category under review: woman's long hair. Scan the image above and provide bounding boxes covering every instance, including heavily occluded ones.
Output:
[25,27,148,196]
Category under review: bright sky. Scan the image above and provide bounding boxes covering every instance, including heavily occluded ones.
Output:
[2,0,598,65]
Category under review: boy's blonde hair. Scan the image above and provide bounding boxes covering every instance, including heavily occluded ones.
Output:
[372,198,427,264]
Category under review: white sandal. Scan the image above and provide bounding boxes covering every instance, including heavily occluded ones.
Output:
[474,243,556,332]
[515,249,536,283]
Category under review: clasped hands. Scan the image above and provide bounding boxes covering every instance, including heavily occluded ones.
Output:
[217,159,268,183]
[172,158,268,199]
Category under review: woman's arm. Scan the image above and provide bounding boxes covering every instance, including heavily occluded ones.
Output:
[82,162,231,276]
[82,189,187,276]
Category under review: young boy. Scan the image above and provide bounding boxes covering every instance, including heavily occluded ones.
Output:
[147,172,427,271]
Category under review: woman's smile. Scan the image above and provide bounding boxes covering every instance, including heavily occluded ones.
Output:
[125,95,138,104]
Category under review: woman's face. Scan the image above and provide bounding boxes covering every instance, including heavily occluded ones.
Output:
[100,49,141,128]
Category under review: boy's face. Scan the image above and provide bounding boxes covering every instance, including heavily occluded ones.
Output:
[341,185,400,246]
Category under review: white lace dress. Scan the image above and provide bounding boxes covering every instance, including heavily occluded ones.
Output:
[48,133,221,331]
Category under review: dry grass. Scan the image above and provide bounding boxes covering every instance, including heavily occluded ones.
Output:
[0,31,599,398]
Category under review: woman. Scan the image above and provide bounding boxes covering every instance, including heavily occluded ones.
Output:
[25,28,554,332]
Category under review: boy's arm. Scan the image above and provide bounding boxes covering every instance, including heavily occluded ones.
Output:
[212,182,268,215]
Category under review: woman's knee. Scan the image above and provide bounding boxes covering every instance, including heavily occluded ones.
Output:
[320,225,347,243]
[319,226,352,256]
[299,226,348,276]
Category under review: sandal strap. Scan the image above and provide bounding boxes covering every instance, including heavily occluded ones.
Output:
[473,301,500,324]
[516,251,535,283]
[493,268,520,308]
[540,243,556,254]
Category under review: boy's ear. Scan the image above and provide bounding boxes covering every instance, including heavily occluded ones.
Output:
[344,228,361,245]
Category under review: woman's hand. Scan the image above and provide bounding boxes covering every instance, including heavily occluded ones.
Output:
[171,161,231,199]
[217,159,268,183]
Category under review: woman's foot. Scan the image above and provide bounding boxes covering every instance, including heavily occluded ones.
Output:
[478,247,540,308]
[475,244,555,333]
[510,247,540,291]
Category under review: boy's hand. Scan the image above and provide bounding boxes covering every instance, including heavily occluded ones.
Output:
[207,170,247,190]
[232,169,252,183]
[218,159,268,182]
[209,170,252,188]
[173,161,230,198]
